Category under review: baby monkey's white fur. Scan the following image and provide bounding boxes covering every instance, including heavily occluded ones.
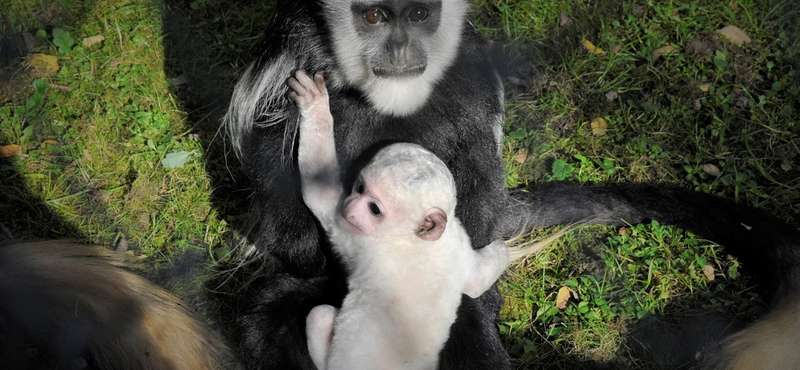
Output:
[289,71,510,370]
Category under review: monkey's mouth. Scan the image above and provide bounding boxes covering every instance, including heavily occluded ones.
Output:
[372,64,426,78]
[342,217,364,234]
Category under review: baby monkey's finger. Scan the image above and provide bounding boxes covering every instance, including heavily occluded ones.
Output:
[287,77,307,96]
[294,70,316,89]
[313,72,326,91]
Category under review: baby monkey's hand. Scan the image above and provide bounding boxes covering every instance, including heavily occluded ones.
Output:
[288,70,330,128]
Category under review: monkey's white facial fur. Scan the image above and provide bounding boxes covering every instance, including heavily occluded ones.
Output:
[323,0,467,116]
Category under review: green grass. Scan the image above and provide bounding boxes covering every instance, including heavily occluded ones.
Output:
[1,0,799,368]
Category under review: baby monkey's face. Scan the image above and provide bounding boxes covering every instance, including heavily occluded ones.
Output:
[341,175,394,236]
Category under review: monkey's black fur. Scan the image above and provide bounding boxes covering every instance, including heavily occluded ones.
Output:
[231,1,508,369]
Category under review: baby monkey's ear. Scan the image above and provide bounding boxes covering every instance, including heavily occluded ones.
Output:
[416,207,447,241]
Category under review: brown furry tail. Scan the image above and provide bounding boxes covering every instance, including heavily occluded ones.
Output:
[0,241,238,370]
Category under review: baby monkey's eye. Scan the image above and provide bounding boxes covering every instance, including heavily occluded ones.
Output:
[368,202,382,216]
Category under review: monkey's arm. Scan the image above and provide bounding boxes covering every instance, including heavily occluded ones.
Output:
[291,71,341,225]
[463,240,510,298]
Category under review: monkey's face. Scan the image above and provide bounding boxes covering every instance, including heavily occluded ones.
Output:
[348,1,441,79]
[341,176,393,236]
[324,0,467,116]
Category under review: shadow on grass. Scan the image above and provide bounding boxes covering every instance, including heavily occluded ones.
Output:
[158,0,277,340]
[0,157,80,241]
[0,0,92,244]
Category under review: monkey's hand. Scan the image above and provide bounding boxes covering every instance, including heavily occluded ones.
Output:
[288,70,331,129]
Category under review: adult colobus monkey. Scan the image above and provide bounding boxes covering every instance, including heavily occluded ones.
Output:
[0,241,236,370]
[224,0,800,369]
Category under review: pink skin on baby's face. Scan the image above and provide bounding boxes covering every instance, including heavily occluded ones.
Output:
[341,176,393,236]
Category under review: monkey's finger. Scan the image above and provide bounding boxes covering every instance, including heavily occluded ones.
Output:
[294,70,317,90]
[314,72,326,90]
[287,77,307,96]
[294,69,311,79]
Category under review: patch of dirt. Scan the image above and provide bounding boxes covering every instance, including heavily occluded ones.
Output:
[551,109,580,137]
[578,243,607,277]
[685,33,721,60]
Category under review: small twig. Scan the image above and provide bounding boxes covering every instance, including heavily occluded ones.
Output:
[48,83,72,91]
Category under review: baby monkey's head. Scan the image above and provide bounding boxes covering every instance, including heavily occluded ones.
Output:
[341,143,456,242]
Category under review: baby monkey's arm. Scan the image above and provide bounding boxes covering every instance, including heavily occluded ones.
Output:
[289,71,341,226]
[464,240,510,298]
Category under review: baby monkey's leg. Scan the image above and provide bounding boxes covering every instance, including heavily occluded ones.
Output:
[306,304,338,370]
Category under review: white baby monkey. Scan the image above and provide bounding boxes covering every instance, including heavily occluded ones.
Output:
[288,70,510,370]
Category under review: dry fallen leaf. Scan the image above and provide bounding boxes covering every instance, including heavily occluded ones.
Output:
[716,25,751,45]
[514,149,532,164]
[0,144,21,157]
[650,45,677,62]
[605,91,619,102]
[560,13,571,27]
[169,74,188,86]
[556,286,572,309]
[590,117,608,136]
[618,227,632,235]
[613,44,622,54]
[735,95,749,108]
[39,140,59,158]
[702,163,721,177]
[703,264,715,281]
[82,34,105,48]
[698,83,711,92]
[581,37,605,55]
[27,54,59,78]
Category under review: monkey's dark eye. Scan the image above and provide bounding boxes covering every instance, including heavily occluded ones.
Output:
[368,202,382,216]
[364,9,385,24]
[408,7,429,22]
